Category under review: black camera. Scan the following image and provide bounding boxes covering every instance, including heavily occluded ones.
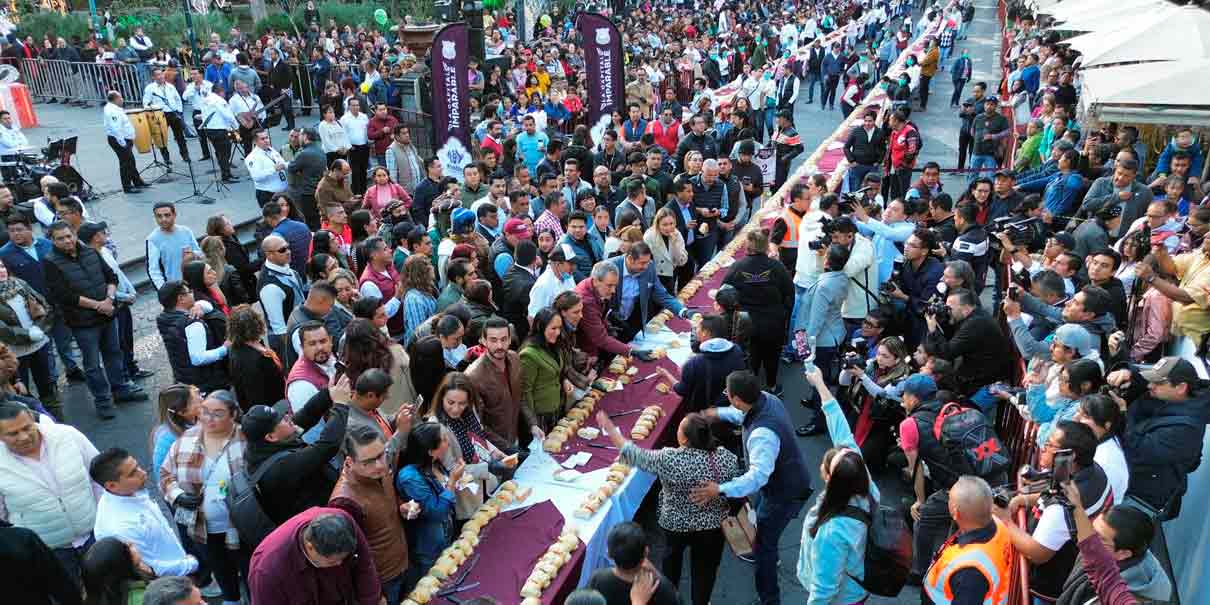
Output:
[1131,224,1152,252]
[992,486,1015,509]
[881,260,904,294]
[927,299,951,324]
[808,216,837,251]
[842,351,865,370]
[988,216,1041,250]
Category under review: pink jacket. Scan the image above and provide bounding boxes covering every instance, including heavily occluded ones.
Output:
[362,182,412,218]
[1130,288,1172,361]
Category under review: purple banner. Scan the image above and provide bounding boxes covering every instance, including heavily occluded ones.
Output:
[576,12,623,145]
[430,22,473,181]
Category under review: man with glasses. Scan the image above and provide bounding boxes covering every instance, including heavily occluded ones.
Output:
[257,234,306,358]
[155,281,230,393]
[1178,205,1210,253]
[1134,231,1210,342]
[249,508,379,604]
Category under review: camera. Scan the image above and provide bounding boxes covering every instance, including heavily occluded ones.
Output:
[839,186,871,212]
[807,216,837,251]
[988,216,1041,250]
[927,299,951,324]
[993,486,1015,509]
[1007,284,1022,302]
[1131,224,1152,252]
[881,259,904,294]
[1099,383,1128,399]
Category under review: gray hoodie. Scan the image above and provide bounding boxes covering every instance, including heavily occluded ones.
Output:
[1058,549,1172,605]
[228,65,262,94]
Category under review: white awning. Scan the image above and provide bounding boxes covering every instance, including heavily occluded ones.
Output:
[1072,5,1210,67]
[1045,0,1158,20]
[1081,60,1210,107]
[1052,1,1174,33]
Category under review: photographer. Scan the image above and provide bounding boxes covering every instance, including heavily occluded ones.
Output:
[925,193,957,246]
[852,198,915,288]
[829,217,878,334]
[840,335,913,469]
[1004,285,1117,359]
[948,203,991,293]
[885,229,943,349]
[995,421,1114,603]
[1058,481,1171,605]
[924,288,1013,412]
[1104,357,1209,519]
[797,244,851,388]
[1072,206,1121,261]
[1085,249,1129,332]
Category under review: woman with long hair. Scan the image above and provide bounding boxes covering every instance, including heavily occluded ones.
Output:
[396,422,465,576]
[318,105,351,167]
[310,229,350,270]
[1026,357,1105,449]
[597,410,739,605]
[941,259,978,295]
[160,390,249,605]
[305,252,340,284]
[1074,393,1130,499]
[182,260,232,316]
[519,308,569,430]
[0,257,57,414]
[400,254,438,344]
[225,305,285,411]
[841,335,914,470]
[82,537,154,605]
[205,214,258,298]
[340,318,418,416]
[644,207,689,293]
[408,314,467,404]
[199,236,249,307]
[709,285,752,359]
[416,372,504,519]
[797,367,878,605]
[149,383,202,485]
[362,165,412,219]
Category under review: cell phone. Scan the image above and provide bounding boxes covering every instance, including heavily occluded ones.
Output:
[1051,449,1074,488]
[334,360,347,379]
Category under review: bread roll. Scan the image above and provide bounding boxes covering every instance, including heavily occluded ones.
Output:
[495,490,514,505]
[521,598,542,605]
[573,505,594,519]
[559,533,579,550]
[655,382,671,393]
[609,462,631,474]
[409,585,434,603]
[607,470,626,483]
[520,580,542,598]
[516,486,533,502]
[596,483,614,498]
[499,480,518,492]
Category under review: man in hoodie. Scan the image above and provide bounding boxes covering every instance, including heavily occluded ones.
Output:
[1003,285,1117,360]
[660,314,746,413]
[227,53,261,98]
[1056,505,1172,605]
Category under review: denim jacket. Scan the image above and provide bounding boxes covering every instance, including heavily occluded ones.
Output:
[800,270,849,348]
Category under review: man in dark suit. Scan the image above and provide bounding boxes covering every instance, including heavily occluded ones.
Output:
[843,109,887,192]
[0,215,81,382]
[608,242,693,342]
[500,240,540,343]
[265,47,296,131]
[286,127,327,228]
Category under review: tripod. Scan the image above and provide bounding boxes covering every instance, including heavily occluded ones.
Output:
[172,152,218,205]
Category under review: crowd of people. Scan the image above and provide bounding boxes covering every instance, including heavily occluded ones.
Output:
[1,1,1207,605]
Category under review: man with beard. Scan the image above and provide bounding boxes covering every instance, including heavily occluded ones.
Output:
[465,317,543,450]
[285,322,339,443]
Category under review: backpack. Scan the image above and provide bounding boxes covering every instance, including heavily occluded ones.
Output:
[837,498,913,597]
[225,450,292,550]
[930,402,1011,480]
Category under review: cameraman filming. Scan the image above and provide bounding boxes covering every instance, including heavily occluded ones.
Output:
[949,203,991,293]
[1104,357,1209,520]
[852,198,915,289]
[885,228,943,348]
[995,421,1114,603]
[1004,285,1117,359]
[924,288,1013,412]
[829,217,878,335]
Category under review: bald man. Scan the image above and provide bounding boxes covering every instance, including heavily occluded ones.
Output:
[922,476,1013,604]
[257,234,306,356]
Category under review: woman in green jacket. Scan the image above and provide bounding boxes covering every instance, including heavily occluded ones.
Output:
[519,308,571,431]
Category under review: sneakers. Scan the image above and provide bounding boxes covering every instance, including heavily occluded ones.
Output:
[200,577,223,598]
[113,386,148,403]
[128,367,155,380]
[737,552,756,564]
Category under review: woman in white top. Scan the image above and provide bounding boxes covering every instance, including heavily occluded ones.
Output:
[317,104,350,167]
[1074,393,1131,502]
[643,207,689,293]
[0,258,55,413]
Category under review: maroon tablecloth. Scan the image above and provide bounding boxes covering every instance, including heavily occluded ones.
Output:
[442,499,583,604]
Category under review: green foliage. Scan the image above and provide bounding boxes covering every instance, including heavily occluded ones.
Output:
[110,13,235,49]
[14,12,91,45]
[252,0,435,36]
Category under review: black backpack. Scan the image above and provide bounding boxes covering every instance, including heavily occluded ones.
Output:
[225,450,291,550]
[931,402,1011,481]
[837,497,914,597]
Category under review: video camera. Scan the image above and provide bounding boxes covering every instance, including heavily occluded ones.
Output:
[839,186,873,213]
[808,216,838,251]
[987,216,1041,250]
[926,299,951,324]
[1017,448,1075,496]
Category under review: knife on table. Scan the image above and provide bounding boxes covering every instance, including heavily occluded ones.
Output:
[608,408,643,418]
[588,442,618,451]
[631,372,660,385]
[438,581,481,599]
[451,553,479,587]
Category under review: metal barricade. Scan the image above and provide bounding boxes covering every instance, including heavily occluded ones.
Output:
[18,58,151,105]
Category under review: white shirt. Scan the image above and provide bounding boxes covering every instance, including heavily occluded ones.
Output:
[317,120,351,154]
[181,80,213,107]
[94,490,198,577]
[246,145,289,193]
[128,35,154,53]
[528,265,576,319]
[142,81,183,114]
[228,91,265,122]
[184,301,228,366]
[104,102,135,144]
[0,124,29,154]
[199,92,238,131]
[1096,437,1130,504]
[340,111,370,146]
[286,357,336,413]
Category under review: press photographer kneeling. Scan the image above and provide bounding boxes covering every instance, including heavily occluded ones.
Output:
[923,287,1015,415]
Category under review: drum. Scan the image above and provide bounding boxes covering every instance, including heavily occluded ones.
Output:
[146,109,169,150]
[127,109,152,154]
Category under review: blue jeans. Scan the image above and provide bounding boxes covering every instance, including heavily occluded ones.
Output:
[53,534,94,591]
[381,574,405,605]
[51,314,78,374]
[753,494,808,604]
[763,107,776,136]
[804,72,821,103]
[940,45,953,69]
[783,283,808,357]
[847,163,878,192]
[968,154,999,182]
[71,320,131,411]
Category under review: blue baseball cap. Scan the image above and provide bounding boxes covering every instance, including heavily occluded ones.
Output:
[451,207,475,235]
[901,374,938,400]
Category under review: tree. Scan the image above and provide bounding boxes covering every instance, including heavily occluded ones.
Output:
[249,0,268,22]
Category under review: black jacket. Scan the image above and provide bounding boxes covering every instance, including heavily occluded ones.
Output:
[228,343,286,411]
[722,252,795,334]
[500,265,537,342]
[245,392,348,525]
[674,132,719,173]
[0,520,81,605]
[844,125,886,166]
[44,242,117,328]
[924,306,1013,394]
[286,141,326,202]
[1121,369,1209,511]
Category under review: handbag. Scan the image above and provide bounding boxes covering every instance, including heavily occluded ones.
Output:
[709,450,756,556]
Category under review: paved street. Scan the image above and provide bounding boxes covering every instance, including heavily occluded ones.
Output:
[41,2,1003,602]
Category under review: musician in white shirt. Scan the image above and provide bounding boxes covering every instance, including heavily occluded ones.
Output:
[0,110,29,155]
[198,84,239,183]
[339,97,370,194]
[181,71,213,160]
[103,91,149,193]
[227,79,264,156]
[246,129,289,206]
[141,68,191,165]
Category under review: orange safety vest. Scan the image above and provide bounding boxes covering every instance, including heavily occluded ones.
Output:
[781,207,803,248]
[924,519,1013,605]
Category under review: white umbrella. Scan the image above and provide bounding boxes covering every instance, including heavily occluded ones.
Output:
[1078,5,1210,67]
[1081,59,1210,107]
[1053,1,1174,33]
[1046,0,1153,20]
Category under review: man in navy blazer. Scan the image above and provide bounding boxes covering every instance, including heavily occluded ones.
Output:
[0,215,82,380]
[609,243,694,342]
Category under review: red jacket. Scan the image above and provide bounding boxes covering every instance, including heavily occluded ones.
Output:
[367,114,399,156]
[574,278,630,358]
[248,507,381,605]
[646,119,681,155]
[888,123,920,171]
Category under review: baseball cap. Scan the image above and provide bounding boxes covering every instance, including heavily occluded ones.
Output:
[503,217,532,239]
[1052,324,1093,357]
[77,221,108,244]
[550,243,576,263]
[241,400,291,442]
[993,169,1016,180]
[450,243,476,261]
[1140,357,1200,387]
[391,221,415,243]
[901,374,938,400]
[1051,231,1077,250]
[451,207,475,235]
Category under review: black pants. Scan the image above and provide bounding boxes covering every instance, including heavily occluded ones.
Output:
[299,193,321,230]
[350,144,370,194]
[658,274,677,294]
[950,79,968,107]
[107,136,142,189]
[160,111,190,162]
[958,131,974,170]
[116,304,136,375]
[237,125,255,157]
[821,75,841,108]
[203,129,233,179]
[884,167,911,201]
[911,489,952,577]
[918,74,932,110]
[750,327,784,388]
[196,531,249,602]
[662,527,725,605]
